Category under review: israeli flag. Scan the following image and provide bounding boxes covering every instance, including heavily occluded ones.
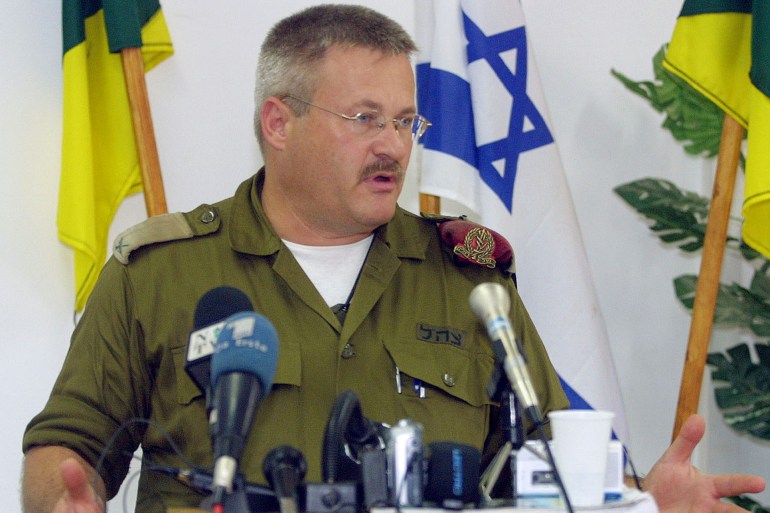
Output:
[415,0,628,442]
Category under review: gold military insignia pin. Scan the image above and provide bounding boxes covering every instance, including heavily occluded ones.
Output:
[453,227,497,268]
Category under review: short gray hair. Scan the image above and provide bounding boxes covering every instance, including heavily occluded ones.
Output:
[254,4,417,150]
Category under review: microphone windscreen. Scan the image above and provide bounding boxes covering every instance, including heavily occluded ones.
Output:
[425,442,481,505]
[211,312,279,391]
[194,286,254,329]
[262,445,307,497]
[468,282,510,321]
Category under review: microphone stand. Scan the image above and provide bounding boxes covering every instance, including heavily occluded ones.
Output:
[501,387,524,506]
[482,354,526,505]
[200,473,251,513]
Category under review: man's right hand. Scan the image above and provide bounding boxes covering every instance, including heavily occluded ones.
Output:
[22,446,106,513]
[51,458,105,513]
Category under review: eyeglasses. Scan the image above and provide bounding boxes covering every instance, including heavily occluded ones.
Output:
[283,95,432,141]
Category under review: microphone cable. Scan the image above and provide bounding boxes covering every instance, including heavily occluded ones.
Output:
[624,445,643,490]
[93,417,201,513]
[533,419,575,513]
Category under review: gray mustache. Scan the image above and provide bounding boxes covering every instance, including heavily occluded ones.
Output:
[363,160,402,178]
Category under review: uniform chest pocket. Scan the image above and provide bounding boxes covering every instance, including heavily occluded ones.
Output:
[172,343,302,405]
[382,337,497,448]
[383,337,496,405]
[172,345,206,405]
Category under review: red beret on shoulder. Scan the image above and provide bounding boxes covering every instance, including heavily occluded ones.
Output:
[435,218,515,274]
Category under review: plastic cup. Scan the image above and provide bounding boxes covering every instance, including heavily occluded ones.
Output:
[548,409,615,507]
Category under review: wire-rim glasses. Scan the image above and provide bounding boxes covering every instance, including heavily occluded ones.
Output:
[282,95,431,141]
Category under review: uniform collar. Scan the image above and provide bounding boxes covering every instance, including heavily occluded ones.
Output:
[228,168,429,261]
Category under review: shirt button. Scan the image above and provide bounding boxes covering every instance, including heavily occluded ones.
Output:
[200,209,216,223]
[341,343,355,359]
[442,373,456,387]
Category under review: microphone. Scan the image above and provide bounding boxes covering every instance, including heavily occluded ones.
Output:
[469,282,542,423]
[424,442,481,508]
[210,311,279,498]
[186,286,254,394]
[263,446,307,513]
[321,390,383,483]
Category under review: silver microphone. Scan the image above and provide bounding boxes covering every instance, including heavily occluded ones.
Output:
[469,283,541,420]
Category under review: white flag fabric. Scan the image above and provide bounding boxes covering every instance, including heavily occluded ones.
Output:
[415,0,628,442]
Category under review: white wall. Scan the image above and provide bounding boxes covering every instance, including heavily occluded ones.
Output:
[2,1,767,510]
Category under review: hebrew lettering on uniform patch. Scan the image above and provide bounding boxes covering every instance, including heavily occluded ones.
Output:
[416,323,465,348]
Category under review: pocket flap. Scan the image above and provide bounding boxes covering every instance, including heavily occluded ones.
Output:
[383,337,495,407]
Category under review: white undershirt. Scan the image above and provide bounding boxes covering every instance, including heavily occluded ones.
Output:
[283,235,374,307]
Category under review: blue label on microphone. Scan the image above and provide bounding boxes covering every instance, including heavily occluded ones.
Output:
[452,448,463,496]
[486,316,510,334]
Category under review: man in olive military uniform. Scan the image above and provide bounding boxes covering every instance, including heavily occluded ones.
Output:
[21,4,765,513]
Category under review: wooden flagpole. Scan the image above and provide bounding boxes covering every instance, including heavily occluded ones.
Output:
[121,47,168,217]
[671,113,744,440]
[420,192,441,215]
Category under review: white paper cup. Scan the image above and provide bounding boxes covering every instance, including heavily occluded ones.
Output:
[548,409,615,507]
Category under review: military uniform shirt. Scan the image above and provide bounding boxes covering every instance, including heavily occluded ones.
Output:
[23,171,568,513]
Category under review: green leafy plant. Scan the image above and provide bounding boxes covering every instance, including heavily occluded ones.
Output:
[613,178,710,252]
[706,342,770,438]
[614,176,770,443]
[612,48,770,511]
[611,46,731,161]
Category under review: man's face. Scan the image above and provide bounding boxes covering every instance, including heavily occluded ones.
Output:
[278,46,416,241]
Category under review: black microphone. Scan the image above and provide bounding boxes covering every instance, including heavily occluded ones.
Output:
[209,311,279,502]
[315,390,384,513]
[321,390,382,483]
[186,286,254,394]
[424,442,481,508]
[469,282,542,423]
[263,446,307,513]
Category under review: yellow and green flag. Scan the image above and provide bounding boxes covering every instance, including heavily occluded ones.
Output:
[664,0,770,259]
[59,0,173,311]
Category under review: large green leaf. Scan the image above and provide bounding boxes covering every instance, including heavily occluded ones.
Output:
[614,178,713,252]
[611,46,729,160]
[674,274,770,336]
[707,343,770,440]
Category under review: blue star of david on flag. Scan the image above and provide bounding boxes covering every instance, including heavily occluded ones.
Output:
[417,11,554,212]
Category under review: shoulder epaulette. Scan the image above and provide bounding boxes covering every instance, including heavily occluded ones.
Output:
[423,214,516,275]
[113,204,221,264]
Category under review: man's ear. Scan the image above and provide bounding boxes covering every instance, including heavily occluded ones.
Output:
[261,97,291,150]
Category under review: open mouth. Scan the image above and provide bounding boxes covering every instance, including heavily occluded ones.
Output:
[363,161,402,183]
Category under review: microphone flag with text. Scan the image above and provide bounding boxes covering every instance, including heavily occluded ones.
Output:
[209,311,279,501]
[186,286,255,396]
